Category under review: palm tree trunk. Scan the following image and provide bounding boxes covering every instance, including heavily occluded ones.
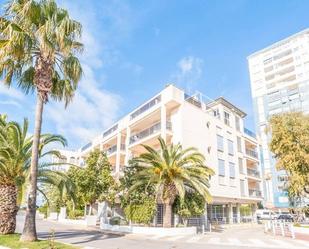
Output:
[0,185,18,234]
[163,202,172,228]
[20,95,44,242]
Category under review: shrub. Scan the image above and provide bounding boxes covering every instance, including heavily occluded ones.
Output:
[38,204,48,218]
[124,198,156,224]
[68,209,84,219]
[173,192,205,219]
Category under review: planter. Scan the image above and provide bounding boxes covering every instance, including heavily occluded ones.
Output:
[100,220,196,235]
[58,207,67,220]
[47,212,58,221]
[86,215,97,226]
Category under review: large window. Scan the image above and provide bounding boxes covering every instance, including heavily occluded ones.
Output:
[217,135,224,151]
[235,116,240,131]
[237,136,242,152]
[224,111,230,126]
[218,159,225,176]
[238,158,244,174]
[213,108,220,119]
[228,139,234,155]
[229,162,235,178]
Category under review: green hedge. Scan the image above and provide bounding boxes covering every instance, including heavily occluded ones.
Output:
[124,198,156,224]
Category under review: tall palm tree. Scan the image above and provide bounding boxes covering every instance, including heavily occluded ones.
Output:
[0,0,83,241]
[0,115,75,234]
[131,138,214,228]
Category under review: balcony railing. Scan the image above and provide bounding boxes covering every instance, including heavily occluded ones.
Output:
[106,145,117,155]
[130,95,161,120]
[81,142,92,152]
[106,144,126,155]
[247,168,260,178]
[244,128,256,138]
[129,121,172,145]
[103,124,118,138]
[249,189,262,198]
[246,149,258,159]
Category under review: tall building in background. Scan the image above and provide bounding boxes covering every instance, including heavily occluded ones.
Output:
[248,29,309,209]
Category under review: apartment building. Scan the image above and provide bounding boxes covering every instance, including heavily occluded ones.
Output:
[55,84,263,223]
[248,29,309,209]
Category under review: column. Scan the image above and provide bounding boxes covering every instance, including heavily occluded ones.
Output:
[236,203,241,223]
[161,104,166,141]
[124,127,131,165]
[228,203,233,224]
[252,203,257,222]
[115,132,121,174]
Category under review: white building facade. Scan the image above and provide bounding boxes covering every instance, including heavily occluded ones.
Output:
[248,29,309,209]
[55,84,263,223]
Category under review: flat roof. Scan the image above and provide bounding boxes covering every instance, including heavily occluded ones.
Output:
[247,28,309,59]
[206,97,247,118]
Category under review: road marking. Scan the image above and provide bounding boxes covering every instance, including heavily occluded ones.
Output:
[150,234,167,240]
[166,235,185,241]
[293,240,309,247]
[208,237,220,244]
[269,239,293,248]
[248,239,269,247]
[228,238,242,245]
[186,235,203,243]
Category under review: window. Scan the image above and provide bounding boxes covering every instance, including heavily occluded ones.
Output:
[237,136,242,152]
[229,162,235,178]
[224,111,230,126]
[217,135,224,151]
[213,108,220,119]
[240,180,246,196]
[238,158,244,174]
[227,139,234,155]
[218,159,225,176]
[235,116,240,131]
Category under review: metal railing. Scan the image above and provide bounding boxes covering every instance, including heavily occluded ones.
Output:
[106,145,117,155]
[244,128,256,138]
[130,95,161,120]
[81,142,92,151]
[246,149,258,159]
[247,168,261,178]
[249,189,262,197]
[129,121,172,144]
[103,124,118,137]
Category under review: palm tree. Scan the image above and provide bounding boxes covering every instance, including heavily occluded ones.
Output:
[131,138,214,228]
[0,115,75,234]
[0,0,83,241]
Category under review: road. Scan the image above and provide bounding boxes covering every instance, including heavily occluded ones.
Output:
[15,215,308,249]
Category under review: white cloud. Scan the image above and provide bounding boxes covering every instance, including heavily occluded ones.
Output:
[171,56,204,90]
[45,64,122,149]
[0,83,25,100]
[0,100,22,108]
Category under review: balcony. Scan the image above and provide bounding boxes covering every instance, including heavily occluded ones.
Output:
[246,149,258,159]
[247,168,261,178]
[81,142,92,152]
[130,95,161,120]
[249,189,262,198]
[106,144,126,156]
[103,124,118,138]
[130,121,172,145]
[244,128,256,138]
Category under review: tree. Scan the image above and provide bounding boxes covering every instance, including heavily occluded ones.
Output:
[0,0,83,241]
[119,161,156,224]
[0,115,74,234]
[68,149,116,214]
[268,112,309,198]
[173,192,205,225]
[130,138,214,227]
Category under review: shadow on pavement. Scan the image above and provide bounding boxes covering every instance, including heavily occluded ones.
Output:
[39,230,125,244]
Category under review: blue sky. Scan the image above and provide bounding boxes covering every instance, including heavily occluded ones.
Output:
[1,0,309,150]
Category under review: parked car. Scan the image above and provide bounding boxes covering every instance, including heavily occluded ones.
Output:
[256,209,274,220]
[277,214,294,222]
